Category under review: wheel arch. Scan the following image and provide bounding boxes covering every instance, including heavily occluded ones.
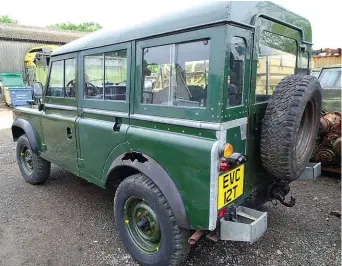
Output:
[12,118,39,154]
[106,151,190,229]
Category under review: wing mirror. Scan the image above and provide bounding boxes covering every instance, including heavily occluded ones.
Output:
[32,82,43,99]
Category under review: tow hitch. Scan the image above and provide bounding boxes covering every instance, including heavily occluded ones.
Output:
[271,180,296,207]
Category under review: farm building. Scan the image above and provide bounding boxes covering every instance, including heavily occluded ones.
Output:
[0,23,85,83]
[312,48,341,69]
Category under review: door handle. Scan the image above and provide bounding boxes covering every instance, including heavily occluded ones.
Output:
[67,127,73,139]
[113,117,122,132]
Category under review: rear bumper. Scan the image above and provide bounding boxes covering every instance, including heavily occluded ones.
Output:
[219,206,267,243]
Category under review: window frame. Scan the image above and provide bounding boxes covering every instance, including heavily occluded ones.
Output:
[78,42,131,113]
[141,40,210,108]
[44,53,77,106]
[134,27,226,122]
[226,36,248,109]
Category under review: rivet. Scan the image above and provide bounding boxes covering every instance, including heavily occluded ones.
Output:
[199,133,201,136]
[167,128,169,130]
[195,113,198,116]
[182,130,185,133]
[211,108,214,111]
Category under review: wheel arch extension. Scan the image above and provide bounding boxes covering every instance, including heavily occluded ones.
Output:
[11,118,39,154]
[106,151,189,229]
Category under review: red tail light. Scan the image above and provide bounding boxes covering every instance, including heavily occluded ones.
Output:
[219,159,229,172]
[218,208,227,218]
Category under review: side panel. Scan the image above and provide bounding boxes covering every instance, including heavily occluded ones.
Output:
[128,124,215,230]
[77,113,129,184]
[40,106,79,175]
[12,107,43,151]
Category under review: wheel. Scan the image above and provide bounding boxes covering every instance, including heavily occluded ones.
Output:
[114,173,190,266]
[16,134,51,185]
[261,75,322,181]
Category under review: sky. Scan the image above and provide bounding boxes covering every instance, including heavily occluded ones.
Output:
[0,0,341,49]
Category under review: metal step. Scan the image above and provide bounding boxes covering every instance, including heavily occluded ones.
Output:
[220,206,267,243]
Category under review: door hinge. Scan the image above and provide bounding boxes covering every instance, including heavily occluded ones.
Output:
[41,144,47,152]
[77,158,84,169]
[78,108,84,117]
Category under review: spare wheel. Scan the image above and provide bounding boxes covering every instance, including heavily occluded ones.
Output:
[261,75,322,181]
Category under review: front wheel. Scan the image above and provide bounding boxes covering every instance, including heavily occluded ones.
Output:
[16,134,51,185]
[114,173,190,266]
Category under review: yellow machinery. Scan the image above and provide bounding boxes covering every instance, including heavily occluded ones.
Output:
[24,45,59,86]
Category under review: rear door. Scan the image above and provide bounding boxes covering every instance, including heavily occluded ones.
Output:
[247,24,300,190]
[76,43,131,185]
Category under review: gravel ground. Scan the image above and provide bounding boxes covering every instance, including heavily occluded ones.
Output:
[0,127,340,266]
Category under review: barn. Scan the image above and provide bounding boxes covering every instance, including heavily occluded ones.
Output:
[0,23,85,83]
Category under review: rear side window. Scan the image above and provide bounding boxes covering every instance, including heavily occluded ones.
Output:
[142,39,210,108]
[84,50,127,101]
[46,58,76,98]
[227,37,246,108]
[256,31,297,102]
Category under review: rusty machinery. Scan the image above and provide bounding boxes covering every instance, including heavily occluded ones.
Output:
[311,109,341,167]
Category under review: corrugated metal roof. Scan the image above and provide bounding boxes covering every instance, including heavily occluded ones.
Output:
[0,23,86,44]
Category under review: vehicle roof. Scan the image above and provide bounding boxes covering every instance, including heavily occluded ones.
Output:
[52,1,312,56]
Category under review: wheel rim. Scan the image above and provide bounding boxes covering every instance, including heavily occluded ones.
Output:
[20,145,33,175]
[296,100,315,162]
[124,196,161,254]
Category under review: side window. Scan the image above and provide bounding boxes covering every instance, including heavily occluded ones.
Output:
[142,39,210,107]
[298,51,309,75]
[84,50,127,101]
[46,60,64,97]
[46,58,76,98]
[104,51,127,101]
[256,31,297,102]
[65,58,76,98]
[227,37,246,108]
[84,54,104,99]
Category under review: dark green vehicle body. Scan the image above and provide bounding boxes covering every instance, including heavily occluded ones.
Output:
[317,65,341,112]
[12,1,312,231]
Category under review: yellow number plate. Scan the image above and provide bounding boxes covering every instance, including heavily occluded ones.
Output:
[217,164,245,209]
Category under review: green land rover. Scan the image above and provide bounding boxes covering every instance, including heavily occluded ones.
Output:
[11,2,322,265]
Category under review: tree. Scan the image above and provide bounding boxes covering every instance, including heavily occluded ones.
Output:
[48,22,102,32]
[0,15,18,24]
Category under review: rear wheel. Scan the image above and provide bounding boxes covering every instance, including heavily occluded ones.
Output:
[16,135,50,185]
[114,173,190,266]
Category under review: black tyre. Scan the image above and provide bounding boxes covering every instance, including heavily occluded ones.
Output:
[261,75,322,181]
[16,134,51,185]
[114,173,190,266]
